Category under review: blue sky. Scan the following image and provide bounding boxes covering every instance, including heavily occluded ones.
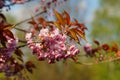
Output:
[85,0,100,22]
[67,0,100,24]
[8,0,100,25]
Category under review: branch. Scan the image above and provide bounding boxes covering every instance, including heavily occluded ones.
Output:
[18,39,27,43]
[17,41,42,48]
[14,27,29,33]
[76,57,120,65]
[17,44,28,48]
[14,10,47,27]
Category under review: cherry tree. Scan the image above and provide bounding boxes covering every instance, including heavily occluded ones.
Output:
[0,0,119,80]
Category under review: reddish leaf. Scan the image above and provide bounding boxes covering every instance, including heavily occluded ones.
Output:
[3,24,15,30]
[37,18,47,28]
[17,57,24,62]
[26,67,33,73]
[0,13,6,21]
[93,40,100,45]
[29,17,39,31]
[14,64,24,73]
[116,51,120,57]
[112,43,118,52]
[15,49,24,57]
[74,29,86,41]
[73,19,87,30]
[0,32,7,46]
[28,17,36,25]
[54,10,65,25]
[77,23,87,31]
[25,61,36,73]
[102,44,110,51]
[64,10,70,25]
[4,30,14,39]
[54,21,62,30]
[68,29,79,43]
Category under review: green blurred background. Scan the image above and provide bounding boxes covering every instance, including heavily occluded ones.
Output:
[1,0,120,80]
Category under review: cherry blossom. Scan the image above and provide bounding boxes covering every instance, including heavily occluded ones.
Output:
[25,27,80,63]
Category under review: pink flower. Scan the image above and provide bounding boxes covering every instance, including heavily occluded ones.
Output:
[39,28,49,38]
[0,33,18,72]
[84,43,94,57]
[84,43,92,52]
[25,27,80,63]
[25,33,32,40]
[59,44,66,50]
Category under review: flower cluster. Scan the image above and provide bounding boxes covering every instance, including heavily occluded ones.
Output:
[25,27,79,63]
[84,43,92,54]
[0,33,18,72]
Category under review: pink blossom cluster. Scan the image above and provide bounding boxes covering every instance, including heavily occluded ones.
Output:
[84,43,93,56]
[11,0,25,4]
[84,43,92,53]
[25,28,79,63]
[0,33,17,63]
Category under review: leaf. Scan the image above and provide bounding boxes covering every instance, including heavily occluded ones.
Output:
[102,44,110,51]
[0,32,7,47]
[0,13,6,21]
[73,19,87,30]
[54,21,62,30]
[28,17,36,25]
[77,23,87,30]
[26,61,36,68]
[15,49,24,57]
[54,10,65,25]
[74,29,86,41]
[3,24,15,30]
[93,40,100,45]
[68,29,79,43]
[17,57,24,62]
[37,17,47,28]
[29,17,40,31]
[112,43,118,52]
[64,10,70,25]
[25,61,36,73]
[14,64,24,73]
[4,30,14,39]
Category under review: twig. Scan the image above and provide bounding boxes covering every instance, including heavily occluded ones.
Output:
[76,57,120,66]
[17,44,28,48]
[17,41,42,48]
[14,10,47,27]
[13,10,46,32]
[14,27,29,33]
[18,39,27,43]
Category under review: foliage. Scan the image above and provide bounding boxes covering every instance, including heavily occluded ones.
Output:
[90,0,120,80]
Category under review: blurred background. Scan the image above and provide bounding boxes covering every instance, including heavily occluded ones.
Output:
[2,0,120,80]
